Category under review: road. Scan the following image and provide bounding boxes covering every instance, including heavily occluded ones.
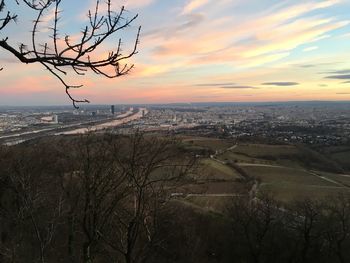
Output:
[186,193,243,197]
[238,163,286,168]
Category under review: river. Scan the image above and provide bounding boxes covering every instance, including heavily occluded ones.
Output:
[56,107,148,135]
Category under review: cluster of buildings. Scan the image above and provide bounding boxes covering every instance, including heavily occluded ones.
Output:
[1,102,350,147]
[0,112,57,133]
[121,103,350,146]
[0,105,128,135]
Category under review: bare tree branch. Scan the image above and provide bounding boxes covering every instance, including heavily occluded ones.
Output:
[0,0,141,108]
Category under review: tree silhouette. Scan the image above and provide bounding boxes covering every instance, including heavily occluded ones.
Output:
[0,0,141,108]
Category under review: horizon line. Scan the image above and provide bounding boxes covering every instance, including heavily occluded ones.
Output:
[1,100,350,108]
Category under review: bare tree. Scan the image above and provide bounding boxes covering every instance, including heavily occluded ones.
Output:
[227,193,285,263]
[323,194,350,263]
[0,144,65,263]
[287,199,325,263]
[0,0,141,108]
[106,132,196,263]
[55,133,196,263]
[56,134,129,262]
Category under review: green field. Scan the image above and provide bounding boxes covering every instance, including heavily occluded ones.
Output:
[200,159,241,180]
[260,183,349,202]
[321,146,350,169]
[182,137,234,151]
[217,144,305,168]
[218,151,274,165]
[176,138,350,206]
[241,166,335,186]
[316,171,350,187]
[240,165,350,201]
[217,143,342,172]
[234,144,299,157]
[330,151,350,171]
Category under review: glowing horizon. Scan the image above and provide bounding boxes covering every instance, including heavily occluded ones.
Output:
[1,0,350,106]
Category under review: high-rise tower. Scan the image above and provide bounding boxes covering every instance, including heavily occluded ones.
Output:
[111,105,115,115]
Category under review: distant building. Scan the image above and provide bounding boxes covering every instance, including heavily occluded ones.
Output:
[40,115,58,124]
[111,105,115,115]
[53,115,58,124]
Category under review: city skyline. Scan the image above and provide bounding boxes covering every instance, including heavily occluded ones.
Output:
[1,0,350,105]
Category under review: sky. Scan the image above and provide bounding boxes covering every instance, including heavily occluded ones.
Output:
[1,0,350,105]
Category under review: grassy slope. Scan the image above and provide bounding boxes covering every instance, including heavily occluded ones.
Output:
[200,159,241,180]
[180,138,350,206]
[241,165,348,202]
[320,146,350,170]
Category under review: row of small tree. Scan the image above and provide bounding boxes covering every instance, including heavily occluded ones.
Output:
[145,193,350,263]
[227,194,350,263]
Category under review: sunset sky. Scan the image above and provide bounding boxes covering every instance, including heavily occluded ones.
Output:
[1,0,350,105]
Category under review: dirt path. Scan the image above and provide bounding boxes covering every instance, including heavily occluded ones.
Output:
[186,193,243,197]
[238,163,286,169]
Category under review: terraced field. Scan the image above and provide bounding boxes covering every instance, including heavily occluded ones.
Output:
[178,137,350,208]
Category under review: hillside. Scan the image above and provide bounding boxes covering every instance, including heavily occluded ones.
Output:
[1,133,350,263]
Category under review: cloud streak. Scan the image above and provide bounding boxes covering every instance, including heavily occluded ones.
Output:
[261,82,300,86]
[326,74,350,80]
[195,82,236,87]
[145,0,347,77]
[303,46,318,52]
[219,86,259,89]
[182,0,210,14]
